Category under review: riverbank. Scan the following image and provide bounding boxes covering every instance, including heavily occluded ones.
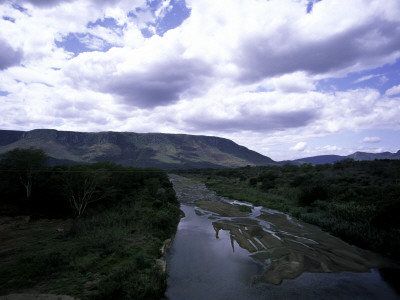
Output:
[166,175,400,299]
[176,161,400,260]
[174,180,393,284]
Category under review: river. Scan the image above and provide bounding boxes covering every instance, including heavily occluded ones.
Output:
[164,175,400,300]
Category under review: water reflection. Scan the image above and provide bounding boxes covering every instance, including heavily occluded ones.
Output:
[165,205,264,299]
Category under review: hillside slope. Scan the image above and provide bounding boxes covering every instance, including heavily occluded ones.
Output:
[0,129,275,169]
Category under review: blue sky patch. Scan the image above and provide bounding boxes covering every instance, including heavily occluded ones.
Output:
[55,33,113,55]
[87,17,120,29]
[316,59,400,94]
[137,0,191,37]
[306,0,323,14]
[155,0,191,36]
[2,16,15,23]
[12,3,28,13]
[140,27,154,38]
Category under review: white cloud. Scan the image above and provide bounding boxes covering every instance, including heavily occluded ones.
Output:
[1,0,400,159]
[291,142,308,151]
[386,84,400,96]
[0,37,23,70]
[272,72,316,93]
[362,136,381,143]
[353,74,379,84]
[50,0,400,111]
[86,26,124,48]
[320,145,342,152]
[155,0,173,19]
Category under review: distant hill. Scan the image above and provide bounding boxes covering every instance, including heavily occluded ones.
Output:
[0,129,276,169]
[289,155,345,165]
[347,150,400,161]
[285,150,400,165]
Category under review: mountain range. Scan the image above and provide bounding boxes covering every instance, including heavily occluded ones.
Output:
[288,151,400,165]
[0,129,275,169]
[0,129,398,169]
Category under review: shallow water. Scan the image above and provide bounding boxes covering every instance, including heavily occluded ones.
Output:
[164,175,400,300]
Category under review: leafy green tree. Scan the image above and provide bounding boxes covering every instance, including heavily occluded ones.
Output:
[0,147,48,200]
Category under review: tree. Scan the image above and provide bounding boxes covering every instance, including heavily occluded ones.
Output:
[0,147,48,200]
[62,165,110,217]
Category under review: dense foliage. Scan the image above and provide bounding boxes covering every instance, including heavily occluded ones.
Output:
[0,148,180,299]
[177,159,400,259]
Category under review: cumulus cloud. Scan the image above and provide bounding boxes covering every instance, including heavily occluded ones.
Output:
[362,136,381,143]
[186,110,316,133]
[237,19,400,83]
[18,0,130,8]
[0,37,22,70]
[272,72,316,93]
[29,0,400,108]
[1,0,400,159]
[320,145,342,152]
[386,84,400,96]
[63,44,212,108]
[228,0,400,83]
[291,142,308,151]
[21,0,74,7]
[104,57,211,108]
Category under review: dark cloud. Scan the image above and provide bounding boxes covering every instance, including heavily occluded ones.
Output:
[16,0,120,8]
[20,0,73,7]
[237,18,400,83]
[104,58,211,108]
[0,38,22,70]
[186,109,317,133]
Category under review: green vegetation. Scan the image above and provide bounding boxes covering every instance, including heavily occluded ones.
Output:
[0,148,180,299]
[237,205,252,213]
[177,159,400,259]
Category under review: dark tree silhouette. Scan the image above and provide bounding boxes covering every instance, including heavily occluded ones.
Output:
[0,147,48,200]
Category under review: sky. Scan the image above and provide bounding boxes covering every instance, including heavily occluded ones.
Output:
[0,0,400,161]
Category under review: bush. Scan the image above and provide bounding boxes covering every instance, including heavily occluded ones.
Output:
[95,261,166,300]
[298,184,328,206]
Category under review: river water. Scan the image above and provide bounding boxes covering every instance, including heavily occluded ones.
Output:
[164,175,400,300]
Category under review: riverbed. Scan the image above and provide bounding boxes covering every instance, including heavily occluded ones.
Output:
[164,175,400,300]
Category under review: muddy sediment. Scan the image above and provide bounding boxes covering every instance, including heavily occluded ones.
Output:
[170,175,395,285]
